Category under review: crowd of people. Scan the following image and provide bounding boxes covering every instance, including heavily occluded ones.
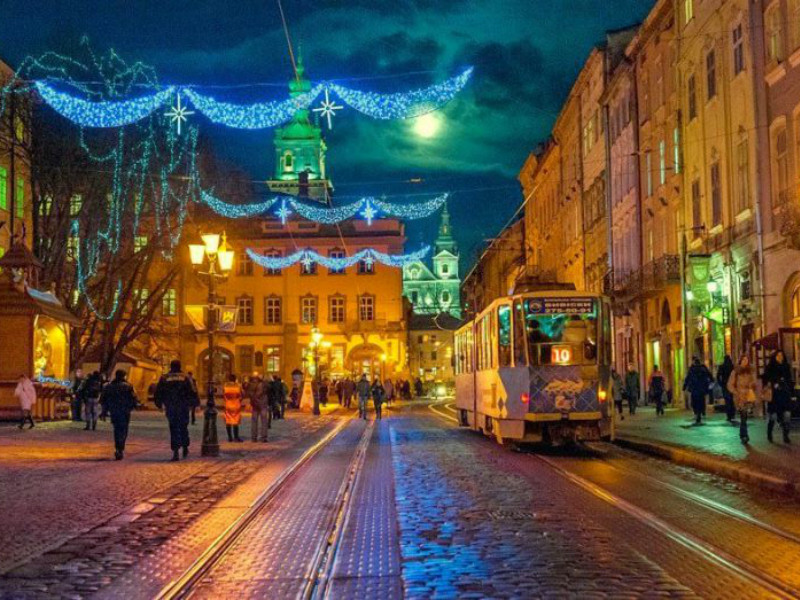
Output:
[14,362,427,462]
[610,350,796,446]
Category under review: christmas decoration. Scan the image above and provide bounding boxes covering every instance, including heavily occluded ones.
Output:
[374,193,449,218]
[291,198,363,224]
[164,92,194,134]
[247,246,430,270]
[277,199,292,225]
[312,88,343,129]
[361,199,377,226]
[200,189,278,218]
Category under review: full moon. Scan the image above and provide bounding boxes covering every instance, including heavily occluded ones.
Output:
[412,113,442,138]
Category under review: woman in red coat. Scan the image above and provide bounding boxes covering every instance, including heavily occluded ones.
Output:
[223,373,244,442]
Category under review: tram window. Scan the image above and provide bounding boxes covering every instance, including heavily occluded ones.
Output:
[522,299,598,366]
[497,305,512,367]
[513,300,527,366]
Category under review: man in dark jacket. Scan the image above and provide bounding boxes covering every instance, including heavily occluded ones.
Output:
[624,364,640,415]
[100,370,138,460]
[717,355,735,422]
[684,357,713,425]
[154,360,198,461]
[71,368,84,422]
[763,350,794,443]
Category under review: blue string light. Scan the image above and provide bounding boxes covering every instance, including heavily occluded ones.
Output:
[328,67,473,120]
[247,246,430,270]
[183,85,323,129]
[35,376,72,387]
[199,190,448,224]
[26,68,473,129]
[34,81,176,127]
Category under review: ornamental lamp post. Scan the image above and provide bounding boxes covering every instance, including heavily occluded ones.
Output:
[309,326,324,415]
[189,232,234,457]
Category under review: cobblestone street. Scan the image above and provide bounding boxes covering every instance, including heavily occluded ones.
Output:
[2,401,800,599]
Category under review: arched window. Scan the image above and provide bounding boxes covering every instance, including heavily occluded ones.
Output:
[792,286,800,320]
[283,151,294,172]
[441,290,451,305]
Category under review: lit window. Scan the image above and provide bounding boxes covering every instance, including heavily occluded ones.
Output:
[263,249,282,276]
[39,195,52,217]
[645,151,653,197]
[659,139,666,185]
[265,346,281,373]
[0,167,6,211]
[237,296,254,325]
[70,194,82,217]
[237,249,254,276]
[66,236,80,262]
[16,178,24,219]
[264,296,282,324]
[134,288,149,311]
[162,288,177,316]
[301,296,317,324]
[767,6,785,63]
[673,128,681,174]
[329,295,345,323]
[328,249,346,274]
[684,0,693,24]
[359,295,375,321]
[134,235,148,253]
[732,24,745,75]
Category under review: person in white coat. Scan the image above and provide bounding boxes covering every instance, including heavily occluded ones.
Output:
[15,374,36,430]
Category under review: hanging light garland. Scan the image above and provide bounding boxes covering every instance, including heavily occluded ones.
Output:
[23,68,473,129]
[199,189,449,224]
[247,246,430,270]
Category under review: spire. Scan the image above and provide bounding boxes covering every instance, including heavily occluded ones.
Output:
[435,203,456,254]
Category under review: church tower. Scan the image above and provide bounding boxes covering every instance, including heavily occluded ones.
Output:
[432,204,458,282]
[267,55,332,202]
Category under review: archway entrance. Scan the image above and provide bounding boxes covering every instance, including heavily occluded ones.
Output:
[346,343,383,380]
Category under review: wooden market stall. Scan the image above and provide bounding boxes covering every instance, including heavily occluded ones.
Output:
[0,243,80,421]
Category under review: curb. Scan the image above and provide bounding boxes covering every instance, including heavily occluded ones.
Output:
[615,435,800,497]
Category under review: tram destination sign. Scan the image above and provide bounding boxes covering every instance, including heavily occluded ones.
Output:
[528,298,595,315]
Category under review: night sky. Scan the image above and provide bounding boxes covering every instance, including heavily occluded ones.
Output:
[0,0,651,269]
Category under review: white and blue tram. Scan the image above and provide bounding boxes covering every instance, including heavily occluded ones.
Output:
[454,291,613,445]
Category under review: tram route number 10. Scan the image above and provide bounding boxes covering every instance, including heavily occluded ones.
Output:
[550,346,573,365]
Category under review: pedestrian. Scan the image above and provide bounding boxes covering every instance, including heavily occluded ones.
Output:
[274,376,288,419]
[762,350,794,444]
[319,379,329,407]
[611,367,625,420]
[648,365,666,416]
[356,374,371,419]
[186,371,199,424]
[251,376,270,443]
[624,363,640,416]
[223,373,244,443]
[717,355,735,422]
[80,371,103,431]
[99,370,138,460]
[683,356,713,425]
[371,379,386,419]
[15,374,36,430]
[70,368,84,422]
[154,360,198,461]
[727,355,759,445]
[384,378,395,406]
[290,384,300,409]
[342,377,355,409]
[403,379,412,400]
[414,377,424,398]
[335,379,343,406]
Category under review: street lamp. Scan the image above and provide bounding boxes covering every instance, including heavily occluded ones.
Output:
[188,232,234,457]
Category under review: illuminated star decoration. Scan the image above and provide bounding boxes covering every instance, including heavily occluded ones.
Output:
[361,200,377,226]
[277,199,292,225]
[363,254,374,268]
[312,88,344,129]
[300,252,314,270]
[165,93,194,134]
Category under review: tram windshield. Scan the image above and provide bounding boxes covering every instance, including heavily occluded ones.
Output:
[519,297,598,366]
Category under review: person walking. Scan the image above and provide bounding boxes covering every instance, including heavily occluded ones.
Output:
[319,379,329,408]
[251,376,270,443]
[80,371,103,431]
[356,374,371,420]
[717,355,735,422]
[99,370,138,460]
[384,378,395,407]
[342,377,355,409]
[727,355,759,445]
[186,371,199,425]
[276,376,288,419]
[70,368,84,422]
[222,374,245,443]
[648,365,666,416]
[624,364,640,416]
[684,357,713,425]
[371,379,386,420]
[414,377,424,398]
[611,368,625,421]
[154,360,198,461]
[15,374,36,430]
[762,350,794,444]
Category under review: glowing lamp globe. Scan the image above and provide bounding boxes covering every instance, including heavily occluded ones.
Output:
[413,112,442,138]
[217,249,235,272]
[201,233,220,255]
[189,244,206,266]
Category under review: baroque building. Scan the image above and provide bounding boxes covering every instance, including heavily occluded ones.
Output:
[402,204,461,318]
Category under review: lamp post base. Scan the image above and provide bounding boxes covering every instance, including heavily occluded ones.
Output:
[201,401,220,457]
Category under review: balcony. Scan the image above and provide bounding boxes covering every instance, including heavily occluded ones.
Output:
[606,255,680,300]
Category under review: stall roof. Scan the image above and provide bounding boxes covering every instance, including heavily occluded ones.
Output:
[0,278,81,325]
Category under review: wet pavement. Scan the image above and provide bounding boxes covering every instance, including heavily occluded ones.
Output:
[2,401,800,598]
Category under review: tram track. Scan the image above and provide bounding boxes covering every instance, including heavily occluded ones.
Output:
[427,399,800,599]
[155,417,373,600]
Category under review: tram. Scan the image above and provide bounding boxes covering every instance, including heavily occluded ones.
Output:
[454,290,613,445]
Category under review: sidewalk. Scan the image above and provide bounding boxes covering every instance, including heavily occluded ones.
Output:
[615,406,800,495]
